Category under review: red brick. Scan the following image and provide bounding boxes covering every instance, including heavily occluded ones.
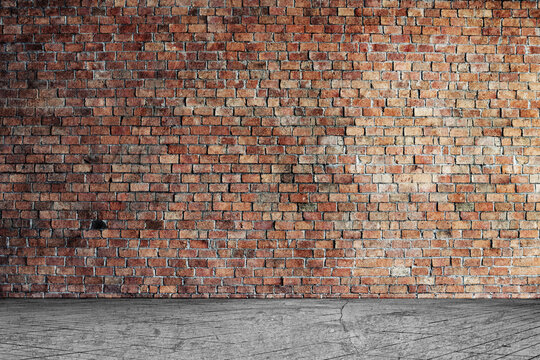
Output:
[0,0,537,299]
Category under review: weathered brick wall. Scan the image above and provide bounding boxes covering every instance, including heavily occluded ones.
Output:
[1,0,539,298]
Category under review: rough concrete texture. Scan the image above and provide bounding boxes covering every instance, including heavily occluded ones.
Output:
[0,299,539,359]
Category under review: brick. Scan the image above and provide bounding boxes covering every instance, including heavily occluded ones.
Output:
[414,107,433,117]
[0,0,537,299]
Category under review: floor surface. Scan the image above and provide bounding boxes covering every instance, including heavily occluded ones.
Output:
[0,299,539,359]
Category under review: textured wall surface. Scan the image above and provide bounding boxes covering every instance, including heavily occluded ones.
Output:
[1,0,539,298]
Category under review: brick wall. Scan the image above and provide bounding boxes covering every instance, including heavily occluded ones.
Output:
[1,0,539,298]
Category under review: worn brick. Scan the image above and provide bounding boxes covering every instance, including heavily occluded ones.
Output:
[0,0,538,299]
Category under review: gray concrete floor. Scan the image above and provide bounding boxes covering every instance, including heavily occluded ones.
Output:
[0,300,539,360]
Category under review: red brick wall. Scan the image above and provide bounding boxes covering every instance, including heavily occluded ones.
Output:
[1,0,539,298]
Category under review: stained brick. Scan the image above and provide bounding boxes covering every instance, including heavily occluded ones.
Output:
[0,0,538,299]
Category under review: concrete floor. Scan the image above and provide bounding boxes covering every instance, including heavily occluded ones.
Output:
[0,300,539,360]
